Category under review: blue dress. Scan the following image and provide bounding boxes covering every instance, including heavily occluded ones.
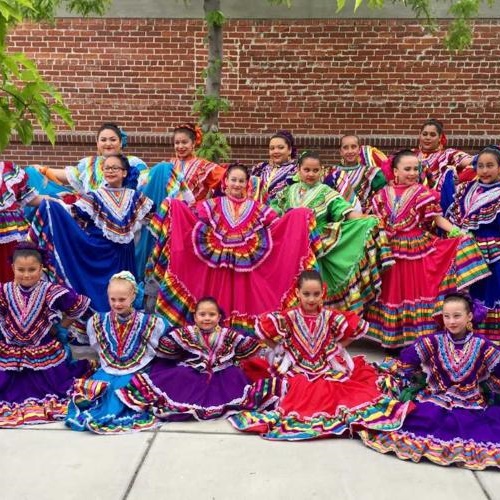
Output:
[66,310,166,434]
[447,180,500,340]
[29,187,153,312]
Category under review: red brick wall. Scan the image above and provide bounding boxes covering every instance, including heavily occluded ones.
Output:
[4,18,500,168]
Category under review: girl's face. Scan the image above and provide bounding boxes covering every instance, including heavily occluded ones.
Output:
[442,300,472,339]
[12,255,43,288]
[298,158,322,186]
[296,279,323,314]
[393,155,420,186]
[97,129,122,156]
[225,168,248,198]
[269,138,291,165]
[103,156,127,188]
[194,301,221,331]
[340,136,360,166]
[476,153,500,184]
[419,125,441,153]
[174,132,195,160]
[108,280,135,316]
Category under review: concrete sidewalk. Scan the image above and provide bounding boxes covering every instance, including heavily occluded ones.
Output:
[1,343,498,500]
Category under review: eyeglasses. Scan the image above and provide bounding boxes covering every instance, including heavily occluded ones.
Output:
[102,166,125,173]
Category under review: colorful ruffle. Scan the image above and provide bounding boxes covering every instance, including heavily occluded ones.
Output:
[0,396,68,428]
[359,429,500,470]
[0,339,67,370]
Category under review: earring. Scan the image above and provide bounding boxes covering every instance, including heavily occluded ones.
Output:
[466,321,473,332]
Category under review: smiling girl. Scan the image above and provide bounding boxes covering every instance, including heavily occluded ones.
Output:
[30,154,154,311]
[366,150,490,349]
[271,150,393,315]
[446,146,500,341]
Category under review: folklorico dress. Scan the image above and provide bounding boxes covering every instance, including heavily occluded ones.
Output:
[146,196,319,328]
[229,307,412,441]
[359,331,500,470]
[415,146,473,213]
[66,311,165,434]
[251,159,297,204]
[324,146,387,213]
[0,161,38,282]
[119,325,281,420]
[447,180,500,341]
[30,187,154,312]
[366,183,490,348]
[271,181,393,315]
[0,281,90,427]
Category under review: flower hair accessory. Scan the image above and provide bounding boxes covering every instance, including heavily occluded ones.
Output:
[176,123,203,148]
[110,271,138,294]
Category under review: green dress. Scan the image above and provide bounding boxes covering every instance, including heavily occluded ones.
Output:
[272,182,393,314]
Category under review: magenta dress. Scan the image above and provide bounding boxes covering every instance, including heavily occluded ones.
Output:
[147,196,319,327]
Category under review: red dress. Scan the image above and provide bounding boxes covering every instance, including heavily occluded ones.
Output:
[229,307,412,440]
[366,183,490,348]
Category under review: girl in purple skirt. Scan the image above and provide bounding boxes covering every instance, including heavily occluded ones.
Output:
[119,297,281,421]
[0,243,91,427]
[359,292,500,470]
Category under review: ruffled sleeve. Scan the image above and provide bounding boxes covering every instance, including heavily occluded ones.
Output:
[255,312,288,344]
[329,309,368,342]
[50,285,91,320]
[157,330,184,358]
[233,333,261,361]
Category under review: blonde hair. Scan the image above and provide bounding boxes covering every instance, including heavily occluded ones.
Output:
[108,271,137,296]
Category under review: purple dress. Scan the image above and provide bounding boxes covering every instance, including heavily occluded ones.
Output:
[359,331,500,470]
[0,281,91,427]
[118,325,281,420]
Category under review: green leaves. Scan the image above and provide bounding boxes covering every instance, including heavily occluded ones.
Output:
[0,0,109,151]
[196,131,231,163]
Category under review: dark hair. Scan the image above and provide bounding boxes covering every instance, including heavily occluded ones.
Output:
[195,296,222,315]
[10,242,44,265]
[478,146,500,167]
[225,163,249,181]
[98,123,121,141]
[298,150,321,166]
[104,153,131,172]
[340,134,360,147]
[420,119,444,135]
[391,149,417,171]
[174,123,197,143]
[297,269,323,288]
[270,130,297,159]
[443,292,473,314]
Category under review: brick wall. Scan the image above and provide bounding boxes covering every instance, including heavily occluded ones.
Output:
[4,18,500,168]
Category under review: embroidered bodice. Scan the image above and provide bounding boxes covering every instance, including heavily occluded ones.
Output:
[0,281,90,370]
[257,307,367,381]
[87,311,165,375]
[372,184,441,258]
[74,187,153,244]
[192,196,278,271]
[398,332,500,409]
[157,325,260,373]
[251,159,297,203]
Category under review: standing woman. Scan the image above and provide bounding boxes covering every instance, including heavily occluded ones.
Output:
[27,122,147,197]
[447,146,500,341]
[251,130,298,205]
[324,134,387,212]
[366,150,490,349]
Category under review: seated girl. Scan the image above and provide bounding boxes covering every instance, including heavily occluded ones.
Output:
[228,270,412,441]
[29,154,154,312]
[0,243,91,427]
[146,163,319,327]
[272,150,393,315]
[360,293,500,470]
[66,272,166,434]
[119,296,280,421]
